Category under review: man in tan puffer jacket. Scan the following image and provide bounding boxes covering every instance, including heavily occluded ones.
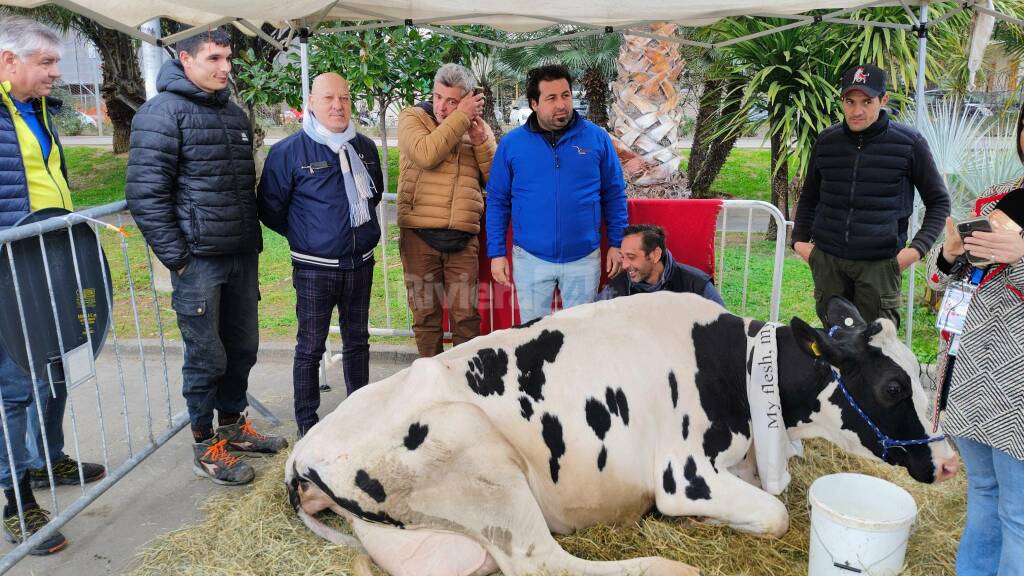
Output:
[397,63,496,357]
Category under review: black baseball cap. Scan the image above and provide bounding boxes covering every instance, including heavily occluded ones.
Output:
[841,64,887,98]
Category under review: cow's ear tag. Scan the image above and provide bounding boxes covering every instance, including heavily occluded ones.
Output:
[810,341,822,357]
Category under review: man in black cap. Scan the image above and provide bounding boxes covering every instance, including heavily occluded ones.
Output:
[791,63,950,327]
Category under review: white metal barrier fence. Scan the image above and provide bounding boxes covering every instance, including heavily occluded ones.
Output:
[0,202,277,574]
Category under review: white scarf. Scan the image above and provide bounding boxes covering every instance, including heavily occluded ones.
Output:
[747,323,800,495]
[302,110,375,227]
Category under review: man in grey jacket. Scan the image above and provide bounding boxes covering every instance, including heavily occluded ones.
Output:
[126,29,286,487]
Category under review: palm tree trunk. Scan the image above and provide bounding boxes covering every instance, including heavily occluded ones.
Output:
[687,79,722,185]
[91,27,145,153]
[609,22,686,196]
[582,67,609,129]
[482,84,504,140]
[768,130,790,239]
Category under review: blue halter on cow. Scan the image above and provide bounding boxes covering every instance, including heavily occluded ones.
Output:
[286,292,959,576]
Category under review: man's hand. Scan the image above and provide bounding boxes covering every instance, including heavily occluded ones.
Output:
[793,241,814,262]
[177,262,190,276]
[467,117,488,146]
[606,247,622,278]
[941,217,965,264]
[896,247,920,271]
[964,228,1024,265]
[456,92,485,120]
[491,257,512,287]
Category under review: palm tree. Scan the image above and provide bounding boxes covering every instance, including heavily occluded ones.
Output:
[607,22,687,195]
[468,51,518,139]
[500,28,620,129]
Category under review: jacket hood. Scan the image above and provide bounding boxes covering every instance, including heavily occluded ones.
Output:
[156,59,229,106]
[415,101,436,121]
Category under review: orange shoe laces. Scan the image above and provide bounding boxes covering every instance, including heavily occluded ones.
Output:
[240,420,268,440]
[205,439,240,467]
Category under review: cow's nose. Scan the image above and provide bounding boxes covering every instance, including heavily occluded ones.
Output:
[287,479,301,511]
[935,454,960,483]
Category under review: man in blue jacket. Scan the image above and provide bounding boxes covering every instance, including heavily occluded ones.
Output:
[259,73,383,437]
[486,65,627,322]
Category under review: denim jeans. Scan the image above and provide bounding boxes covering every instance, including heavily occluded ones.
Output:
[170,254,259,434]
[0,346,65,490]
[292,264,373,435]
[512,246,600,323]
[955,435,1024,576]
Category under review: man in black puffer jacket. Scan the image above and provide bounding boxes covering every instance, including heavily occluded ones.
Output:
[792,64,950,328]
[126,29,286,487]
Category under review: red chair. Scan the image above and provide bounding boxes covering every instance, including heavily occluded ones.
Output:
[469,198,723,335]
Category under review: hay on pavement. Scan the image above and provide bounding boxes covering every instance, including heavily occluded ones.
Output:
[128,439,964,576]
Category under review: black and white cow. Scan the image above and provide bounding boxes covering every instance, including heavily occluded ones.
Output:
[286,292,958,576]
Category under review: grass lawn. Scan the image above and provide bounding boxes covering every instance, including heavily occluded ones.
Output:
[66,145,939,361]
[679,149,773,203]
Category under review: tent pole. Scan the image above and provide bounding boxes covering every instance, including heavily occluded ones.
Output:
[906,2,929,346]
[300,28,311,112]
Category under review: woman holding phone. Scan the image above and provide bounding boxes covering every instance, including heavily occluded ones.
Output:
[926,101,1024,576]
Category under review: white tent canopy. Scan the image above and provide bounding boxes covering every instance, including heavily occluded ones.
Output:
[3,0,915,35]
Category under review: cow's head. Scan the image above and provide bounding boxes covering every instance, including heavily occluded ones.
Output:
[790,297,959,484]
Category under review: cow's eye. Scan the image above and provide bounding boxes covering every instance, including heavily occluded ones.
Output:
[886,382,904,398]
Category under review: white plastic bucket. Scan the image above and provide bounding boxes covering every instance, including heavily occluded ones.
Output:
[807,473,918,576]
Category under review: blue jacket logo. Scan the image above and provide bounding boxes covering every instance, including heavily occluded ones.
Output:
[573,145,589,155]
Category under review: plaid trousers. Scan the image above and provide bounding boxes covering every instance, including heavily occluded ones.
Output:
[292,263,373,435]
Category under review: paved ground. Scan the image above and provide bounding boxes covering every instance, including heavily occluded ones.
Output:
[6,343,412,576]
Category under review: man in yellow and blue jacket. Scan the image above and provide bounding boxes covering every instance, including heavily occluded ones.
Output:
[0,16,104,554]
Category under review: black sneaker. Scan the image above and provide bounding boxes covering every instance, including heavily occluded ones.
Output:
[2,506,67,555]
[216,414,288,456]
[192,438,255,486]
[30,455,106,489]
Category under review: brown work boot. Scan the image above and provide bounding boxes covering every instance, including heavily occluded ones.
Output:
[192,438,255,486]
[216,414,288,456]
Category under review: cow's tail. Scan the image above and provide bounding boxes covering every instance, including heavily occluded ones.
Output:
[297,508,377,576]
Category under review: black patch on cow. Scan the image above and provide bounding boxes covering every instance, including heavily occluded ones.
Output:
[702,424,732,472]
[668,371,679,408]
[746,347,755,376]
[513,317,542,329]
[403,423,428,450]
[747,319,766,338]
[541,413,566,483]
[465,348,508,397]
[304,468,404,528]
[692,314,752,469]
[682,414,690,440]
[775,325,833,429]
[516,330,564,402]
[662,462,677,494]
[519,396,534,420]
[614,389,630,426]
[355,470,387,503]
[683,456,712,500]
[585,398,612,441]
[597,446,608,471]
[605,387,619,417]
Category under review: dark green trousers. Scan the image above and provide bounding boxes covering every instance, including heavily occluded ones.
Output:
[807,248,902,329]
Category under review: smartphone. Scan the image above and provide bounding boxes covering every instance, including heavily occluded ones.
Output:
[957,216,994,266]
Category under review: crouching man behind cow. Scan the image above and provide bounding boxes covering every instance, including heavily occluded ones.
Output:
[286,292,957,576]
